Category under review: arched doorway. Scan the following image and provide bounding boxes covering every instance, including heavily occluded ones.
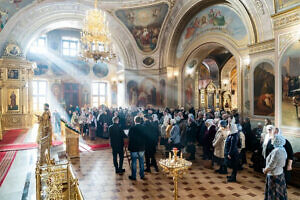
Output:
[182,42,239,111]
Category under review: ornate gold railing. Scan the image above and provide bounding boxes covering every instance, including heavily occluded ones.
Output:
[36,160,84,200]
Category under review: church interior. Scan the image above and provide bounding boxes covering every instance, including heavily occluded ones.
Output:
[0,0,300,199]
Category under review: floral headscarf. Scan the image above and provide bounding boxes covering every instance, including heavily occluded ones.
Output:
[273,134,286,148]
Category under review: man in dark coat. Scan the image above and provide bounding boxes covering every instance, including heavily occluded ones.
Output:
[128,116,146,180]
[186,114,197,160]
[109,117,127,174]
[144,116,159,173]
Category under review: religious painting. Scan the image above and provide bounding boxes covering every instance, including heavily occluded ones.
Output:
[185,59,198,75]
[143,57,155,67]
[198,64,211,89]
[176,5,247,58]
[50,62,65,76]
[159,79,166,106]
[281,42,300,127]
[7,88,19,111]
[275,0,300,13]
[115,3,169,52]
[254,62,275,116]
[7,69,19,79]
[138,78,157,106]
[51,83,62,102]
[0,0,35,32]
[93,62,109,78]
[184,77,194,108]
[127,80,138,106]
[68,59,90,75]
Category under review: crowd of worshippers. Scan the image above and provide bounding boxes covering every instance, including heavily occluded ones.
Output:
[55,105,293,199]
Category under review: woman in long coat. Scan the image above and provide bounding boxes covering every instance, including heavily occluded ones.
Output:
[212,120,229,174]
[263,134,287,200]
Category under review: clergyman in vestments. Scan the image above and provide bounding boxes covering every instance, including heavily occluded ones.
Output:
[36,103,53,165]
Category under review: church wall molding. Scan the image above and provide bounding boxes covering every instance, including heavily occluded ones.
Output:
[248,39,275,55]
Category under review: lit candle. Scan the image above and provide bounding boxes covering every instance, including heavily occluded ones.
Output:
[169,152,171,160]
[180,151,183,159]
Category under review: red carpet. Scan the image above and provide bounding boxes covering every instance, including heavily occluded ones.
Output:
[0,141,64,152]
[0,129,27,187]
[0,151,17,187]
[0,129,28,145]
[88,143,111,150]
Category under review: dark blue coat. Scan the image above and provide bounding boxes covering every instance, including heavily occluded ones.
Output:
[224,132,239,158]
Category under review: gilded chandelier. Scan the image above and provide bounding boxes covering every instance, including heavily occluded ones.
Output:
[80,0,115,62]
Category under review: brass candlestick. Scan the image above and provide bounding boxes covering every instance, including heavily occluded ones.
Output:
[159,148,192,200]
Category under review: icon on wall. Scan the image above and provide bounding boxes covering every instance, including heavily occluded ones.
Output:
[7,69,19,79]
[7,88,19,111]
[143,57,155,67]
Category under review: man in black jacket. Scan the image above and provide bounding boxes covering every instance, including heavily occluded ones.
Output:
[109,117,126,174]
[144,116,159,173]
[128,116,146,180]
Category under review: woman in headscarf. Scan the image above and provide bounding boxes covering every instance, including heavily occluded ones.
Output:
[168,118,181,151]
[212,120,229,174]
[203,119,216,160]
[265,128,294,186]
[262,125,275,159]
[224,123,240,182]
[263,134,287,200]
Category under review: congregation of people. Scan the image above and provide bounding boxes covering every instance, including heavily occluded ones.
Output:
[52,104,294,200]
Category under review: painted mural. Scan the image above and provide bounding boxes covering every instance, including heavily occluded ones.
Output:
[115,3,169,52]
[127,78,160,107]
[281,42,300,127]
[143,57,155,67]
[93,62,109,78]
[0,0,35,32]
[275,0,300,13]
[254,63,274,116]
[198,64,211,89]
[68,59,90,75]
[127,80,138,106]
[176,5,247,58]
[184,77,194,108]
[159,79,166,106]
[137,78,157,107]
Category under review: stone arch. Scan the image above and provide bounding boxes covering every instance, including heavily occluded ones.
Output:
[177,37,243,110]
[161,0,258,69]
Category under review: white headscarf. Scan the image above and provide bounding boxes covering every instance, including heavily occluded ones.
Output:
[262,125,275,158]
[230,124,238,134]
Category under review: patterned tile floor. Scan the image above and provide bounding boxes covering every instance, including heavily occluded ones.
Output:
[71,147,300,200]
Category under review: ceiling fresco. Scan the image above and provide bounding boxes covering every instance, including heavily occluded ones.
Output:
[0,0,35,32]
[176,4,248,58]
[115,3,169,53]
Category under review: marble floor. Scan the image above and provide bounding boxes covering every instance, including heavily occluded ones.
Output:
[71,148,300,200]
[0,126,299,200]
